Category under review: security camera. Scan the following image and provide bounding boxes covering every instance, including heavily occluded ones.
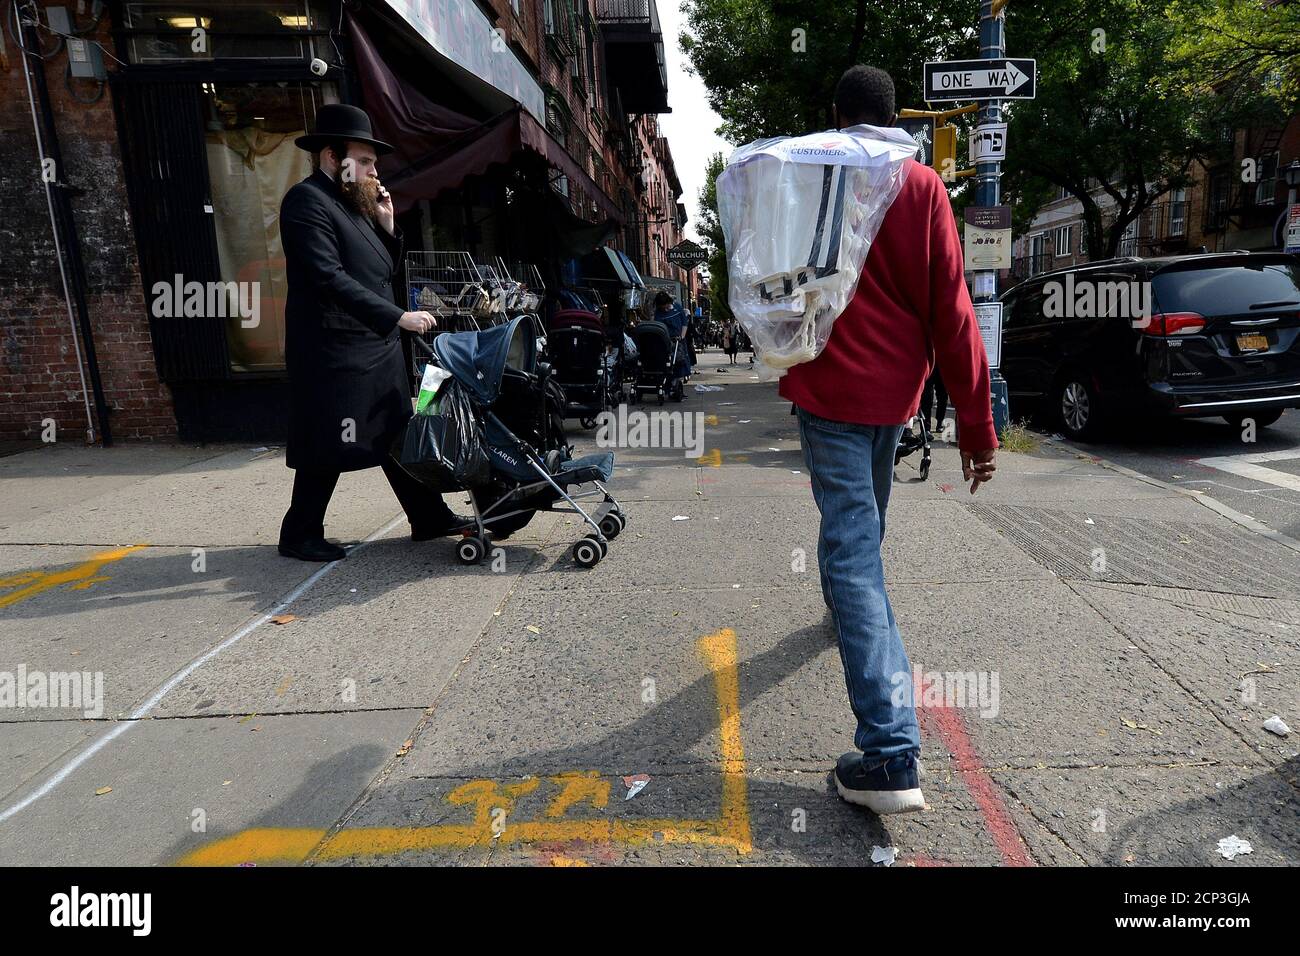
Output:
[309,57,329,77]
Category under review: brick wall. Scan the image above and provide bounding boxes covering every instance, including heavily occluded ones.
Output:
[0,5,175,443]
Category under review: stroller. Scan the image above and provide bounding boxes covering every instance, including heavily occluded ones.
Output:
[894,415,932,480]
[547,308,611,429]
[407,318,627,568]
[630,320,685,404]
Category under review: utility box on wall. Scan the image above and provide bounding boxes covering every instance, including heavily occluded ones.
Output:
[47,6,108,80]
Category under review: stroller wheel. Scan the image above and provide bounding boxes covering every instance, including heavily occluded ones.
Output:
[456,536,487,565]
[657,390,665,406]
[572,536,603,568]
[919,458,931,481]
[598,512,624,540]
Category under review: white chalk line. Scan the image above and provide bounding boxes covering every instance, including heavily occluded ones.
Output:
[0,514,406,826]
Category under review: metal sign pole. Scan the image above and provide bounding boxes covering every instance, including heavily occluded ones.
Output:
[977,0,1010,435]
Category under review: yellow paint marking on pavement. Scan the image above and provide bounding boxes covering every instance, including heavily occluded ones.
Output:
[697,627,753,853]
[0,545,146,610]
[696,448,722,468]
[545,771,610,818]
[177,629,752,865]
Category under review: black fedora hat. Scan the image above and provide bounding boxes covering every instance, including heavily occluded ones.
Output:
[294,103,393,155]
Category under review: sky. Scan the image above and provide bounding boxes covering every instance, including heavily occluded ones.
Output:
[654,0,732,245]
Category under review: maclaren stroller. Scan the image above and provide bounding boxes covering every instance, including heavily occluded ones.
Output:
[405,317,627,568]
[547,308,611,429]
[630,319,685,404]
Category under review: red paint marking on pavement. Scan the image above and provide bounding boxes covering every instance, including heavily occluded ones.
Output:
[920,704,1035,867]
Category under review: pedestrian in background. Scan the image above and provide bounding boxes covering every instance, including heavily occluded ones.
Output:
[779,65,998,814]
[920,367,949,435]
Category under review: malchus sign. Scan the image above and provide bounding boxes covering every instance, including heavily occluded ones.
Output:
[666,240,707,269]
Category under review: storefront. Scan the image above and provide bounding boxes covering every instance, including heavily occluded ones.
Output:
[107,0,624,441]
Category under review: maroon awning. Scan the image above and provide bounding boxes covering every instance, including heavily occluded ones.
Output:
[348,11,623,225]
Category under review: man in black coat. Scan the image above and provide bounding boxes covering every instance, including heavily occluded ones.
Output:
[278,104,469,562]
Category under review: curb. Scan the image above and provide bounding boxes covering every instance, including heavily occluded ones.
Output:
[1042,435,1300,559]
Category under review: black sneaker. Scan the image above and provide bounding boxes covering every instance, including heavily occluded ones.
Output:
[278,538,346,562]
[833,751,926,815]
[410,514,476,541]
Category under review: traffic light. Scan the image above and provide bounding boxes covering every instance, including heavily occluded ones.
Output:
[898,104,978,181]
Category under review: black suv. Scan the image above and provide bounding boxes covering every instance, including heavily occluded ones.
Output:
[998,252,1300,440]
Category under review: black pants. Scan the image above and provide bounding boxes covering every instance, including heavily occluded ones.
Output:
[920,370,949,430]
[279,455,456,544]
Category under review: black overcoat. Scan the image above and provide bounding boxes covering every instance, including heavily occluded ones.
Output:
[280,169,410,471]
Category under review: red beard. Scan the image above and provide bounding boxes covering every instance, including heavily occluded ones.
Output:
[340,177,380,222]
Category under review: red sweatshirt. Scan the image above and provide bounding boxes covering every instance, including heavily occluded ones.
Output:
[778,158,998,454]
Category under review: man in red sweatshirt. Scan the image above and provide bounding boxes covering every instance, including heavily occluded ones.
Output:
[779,65,998,814]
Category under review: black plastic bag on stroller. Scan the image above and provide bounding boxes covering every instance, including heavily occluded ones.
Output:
[396,377,491,490]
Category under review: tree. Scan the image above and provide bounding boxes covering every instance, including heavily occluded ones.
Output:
[1167,0,1300,112]
[1001,0,1273,259]
[680,0,980,143]
[696,152,732,322]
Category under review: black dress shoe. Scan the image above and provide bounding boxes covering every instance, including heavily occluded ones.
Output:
[410,514,476,541]
[278,538,347,562]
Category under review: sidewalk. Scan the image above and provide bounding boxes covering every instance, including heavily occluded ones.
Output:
[1,351,1296,866]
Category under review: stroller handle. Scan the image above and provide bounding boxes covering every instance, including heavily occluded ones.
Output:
[410,333,437,360]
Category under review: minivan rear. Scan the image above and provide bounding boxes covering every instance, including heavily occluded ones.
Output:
[999,253,1300,440]
[1145,255,1300,418]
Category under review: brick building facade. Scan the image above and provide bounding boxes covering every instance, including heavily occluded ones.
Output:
[1010,111,1300,284]
[1,0,685,445]
[1,6,174,443]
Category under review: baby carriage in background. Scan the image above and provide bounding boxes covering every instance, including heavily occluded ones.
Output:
[604,328,640,405]
[894,415,932,481]
[630,320,685,404]
[546,308,612,429]
[403,318,627,568]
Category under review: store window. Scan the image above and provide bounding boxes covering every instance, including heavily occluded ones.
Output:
[204,81,333,371]
[122,0,327,62]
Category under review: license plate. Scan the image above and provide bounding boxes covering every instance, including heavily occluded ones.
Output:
[1237,333,1269,352]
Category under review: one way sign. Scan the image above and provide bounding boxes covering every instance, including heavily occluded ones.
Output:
[924,58,1036,101]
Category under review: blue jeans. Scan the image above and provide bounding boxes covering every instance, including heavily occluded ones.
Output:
[797,407,920,765]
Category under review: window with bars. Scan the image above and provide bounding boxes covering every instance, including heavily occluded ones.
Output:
[1052,224,1072,257]
[1118,219,1138,257]
[1169,188,1186,236]
[1256,152,1279,205]
[1206,169,1230,230]
[544,0,576,58]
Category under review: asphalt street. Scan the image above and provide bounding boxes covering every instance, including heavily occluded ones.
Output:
[1,351,1296,867]
[1038,410,1300,542]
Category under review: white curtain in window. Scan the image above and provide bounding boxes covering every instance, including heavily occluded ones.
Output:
[206,128,311,371]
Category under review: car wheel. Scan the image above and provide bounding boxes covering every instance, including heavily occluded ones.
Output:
[1223,409,1283,430]
[1055,373,1103,441]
